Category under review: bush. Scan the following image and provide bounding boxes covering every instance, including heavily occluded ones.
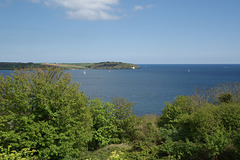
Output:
[158,95,194,127]
[158,139,203,160]
[112,97,134,120]
[217,103,240,131]
[89,98,121,150]
[157,89,240,159]
[0,145,37,160]
[219,93,233,104]
[125,115,161,159]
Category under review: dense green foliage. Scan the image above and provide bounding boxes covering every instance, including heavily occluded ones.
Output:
[157,84,240,160]
[1,67,240,159]
[0,67,92,159]
[89,99,120,149]
[0,146,37,159]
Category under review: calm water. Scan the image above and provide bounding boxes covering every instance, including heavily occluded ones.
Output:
[1,64,240,115]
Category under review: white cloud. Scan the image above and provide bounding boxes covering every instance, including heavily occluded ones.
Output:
[146,5,154,9]
[133,4,155,11]
[29,0,120,20]
[26,1,155,20]
[28,0,41,3]
[134,5,143,11]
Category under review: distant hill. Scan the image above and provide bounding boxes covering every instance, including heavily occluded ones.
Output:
[0,62,140,70]
[0,62,40,70]
[86,62,140,69]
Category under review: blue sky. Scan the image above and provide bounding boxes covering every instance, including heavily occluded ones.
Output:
[0,0,240,64]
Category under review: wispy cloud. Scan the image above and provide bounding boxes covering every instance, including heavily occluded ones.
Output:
[133,4,155,11]
[146,5,154,9]
[23,1,155,20]
[29,0,121,20]
[28,0,41,3]
[134,5,144,11]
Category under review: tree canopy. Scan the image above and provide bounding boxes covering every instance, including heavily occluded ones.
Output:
[0,67,92,159]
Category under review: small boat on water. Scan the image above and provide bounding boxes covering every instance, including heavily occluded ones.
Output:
[83,71,86,75]
[188,69,191,73]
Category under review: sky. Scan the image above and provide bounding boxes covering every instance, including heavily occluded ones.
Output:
[0,0,240,64]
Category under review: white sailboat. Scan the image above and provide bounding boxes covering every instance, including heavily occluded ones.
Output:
[83,71,86,75]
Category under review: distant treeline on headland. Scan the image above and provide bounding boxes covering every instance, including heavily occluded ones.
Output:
[0,62,140,70]
[0,62,39,70]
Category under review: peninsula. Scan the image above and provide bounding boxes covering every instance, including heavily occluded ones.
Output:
[0,62,140,70]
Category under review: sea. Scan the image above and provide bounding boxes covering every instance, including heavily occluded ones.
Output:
[1,64,240,116]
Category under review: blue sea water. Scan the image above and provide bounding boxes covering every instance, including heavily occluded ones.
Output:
[69,64,240,115]
[1,64,240,115]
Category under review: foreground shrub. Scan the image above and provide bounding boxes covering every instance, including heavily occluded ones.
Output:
[124,115,161,159]
[158,139,203,160]
[157,84,240,159]
[80,144,130,160]
[0,145,37,160]
[158,95,195,127]
[89,98,121,150]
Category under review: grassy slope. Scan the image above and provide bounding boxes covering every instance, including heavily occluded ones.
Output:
[41,62,140,70]
[41,63,91,69]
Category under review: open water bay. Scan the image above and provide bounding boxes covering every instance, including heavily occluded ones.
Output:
[1,64,240,115]
[69,64,240,115]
